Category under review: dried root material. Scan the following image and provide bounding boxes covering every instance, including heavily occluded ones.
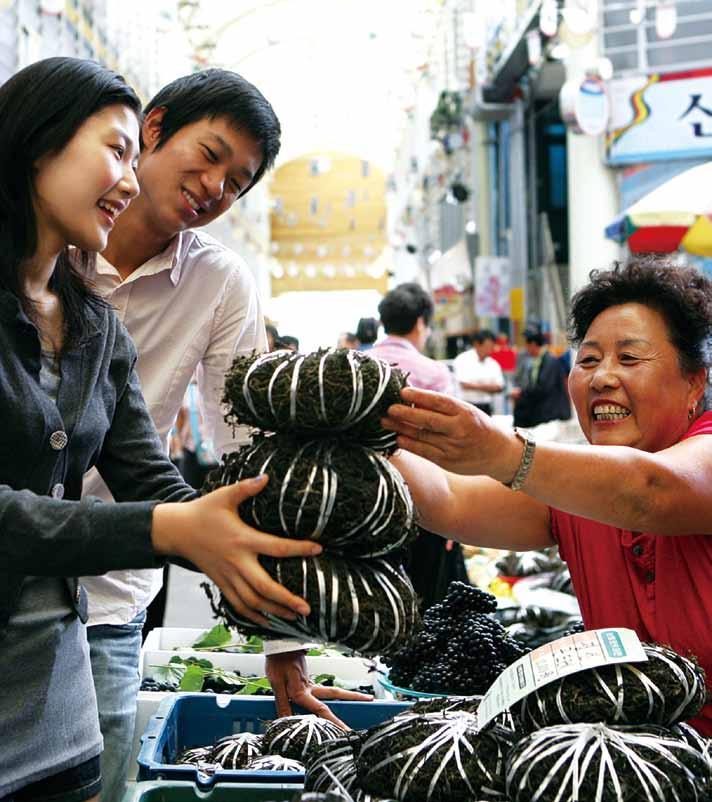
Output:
[205,433,416,558]
[355,714,513,801]
[517,643,707,731]
[207,553,420,657]
[506,723,711,802]
[223,349,407,452]
[263,715,344,762]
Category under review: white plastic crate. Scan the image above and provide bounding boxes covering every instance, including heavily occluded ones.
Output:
[140,628,385,691]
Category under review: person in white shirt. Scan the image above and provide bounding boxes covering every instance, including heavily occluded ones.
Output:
[452,329,505,416]
[79,69,368,802]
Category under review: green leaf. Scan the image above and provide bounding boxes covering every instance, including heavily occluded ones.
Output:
[312,673,335,685]
[306,648,323,656]
[211,669,244,687]
[169,655,185,665]
[192,624,232,649]
[179,665,206,692]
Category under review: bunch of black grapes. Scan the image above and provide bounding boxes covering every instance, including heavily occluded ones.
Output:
[386,582,528,695]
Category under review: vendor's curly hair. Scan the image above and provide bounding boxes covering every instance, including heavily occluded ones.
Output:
[569,256,712,407]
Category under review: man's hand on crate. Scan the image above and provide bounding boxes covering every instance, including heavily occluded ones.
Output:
[265,650,373,728]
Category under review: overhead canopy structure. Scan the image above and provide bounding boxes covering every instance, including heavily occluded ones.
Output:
[177,0,445,170]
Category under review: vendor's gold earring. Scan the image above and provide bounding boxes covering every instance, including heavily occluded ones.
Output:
[688,401,698,420]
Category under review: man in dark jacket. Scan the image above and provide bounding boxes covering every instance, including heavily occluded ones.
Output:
[511,328,571,428]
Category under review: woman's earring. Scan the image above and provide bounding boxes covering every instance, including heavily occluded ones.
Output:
[688,400,698,420]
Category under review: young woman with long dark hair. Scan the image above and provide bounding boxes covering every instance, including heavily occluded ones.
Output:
[0,57,319,801]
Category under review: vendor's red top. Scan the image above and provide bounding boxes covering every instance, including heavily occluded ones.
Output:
[550,411,712,735]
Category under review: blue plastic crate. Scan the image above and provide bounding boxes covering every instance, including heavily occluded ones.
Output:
[124,781,298,801]
[137,693,411,788]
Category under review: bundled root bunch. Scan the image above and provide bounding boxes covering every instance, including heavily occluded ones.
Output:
[407,696,519,734]
[210,732,263,769]
[263,715,344,762]
[386,582,526,694]
[300,791,398,802]
[506,722,712,802]
[208,554,419,656]
[223,349,407,451]
[354,714,514,802]
[248,755,305,772]
[176,745,212,767]
[517,643,707,732]
[305,737,361,796]
[206,433,416,558]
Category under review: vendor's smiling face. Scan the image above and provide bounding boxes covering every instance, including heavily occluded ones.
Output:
[569,302,704,452]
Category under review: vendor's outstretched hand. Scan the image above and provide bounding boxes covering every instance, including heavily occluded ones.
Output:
[152,476,323,628]
[382,386,514,478]
[265,650,374,729]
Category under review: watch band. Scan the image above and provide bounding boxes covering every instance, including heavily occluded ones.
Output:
[503,428,536,491]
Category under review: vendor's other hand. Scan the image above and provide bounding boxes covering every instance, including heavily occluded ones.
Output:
[382,387,512,478]
[265,650,374,729]
[152,476,322,627]
[509,387,522,400]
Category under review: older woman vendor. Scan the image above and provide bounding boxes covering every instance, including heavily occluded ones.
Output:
[384,258,712,735]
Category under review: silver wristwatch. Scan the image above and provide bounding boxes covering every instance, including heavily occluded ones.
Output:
[503,428,536,491]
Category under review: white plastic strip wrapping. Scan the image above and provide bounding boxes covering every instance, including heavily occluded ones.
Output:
[358,714,508,802]
[507,723,709,802]
[233,437,414,557]
[239,349,397,439]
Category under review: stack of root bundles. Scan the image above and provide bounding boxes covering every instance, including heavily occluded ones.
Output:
[209,348,418,656]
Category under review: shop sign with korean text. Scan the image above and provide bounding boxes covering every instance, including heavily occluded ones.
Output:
[607,68,712,165]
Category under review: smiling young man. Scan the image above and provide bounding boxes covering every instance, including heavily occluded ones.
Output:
[76,70,366,802]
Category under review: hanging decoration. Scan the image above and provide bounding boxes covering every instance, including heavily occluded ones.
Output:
[539,0,559,37]
[656,1,678,39]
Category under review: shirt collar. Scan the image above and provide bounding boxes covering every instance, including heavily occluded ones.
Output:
[93,229,195,287]
[380,335,419,352]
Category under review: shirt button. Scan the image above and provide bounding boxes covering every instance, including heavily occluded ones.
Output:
[49,431,68,451]
[645,571,655,583]
[632,544,644,556]
[51,483,64,499]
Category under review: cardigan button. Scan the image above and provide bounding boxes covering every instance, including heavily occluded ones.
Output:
[49,431,68,451]
[632,544,643,556]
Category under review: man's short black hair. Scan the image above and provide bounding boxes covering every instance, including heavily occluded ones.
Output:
[523,327,545,346]
[473,329,496,345]
[280,335,299,351]
[356,317,379,344]
[378,283,434,336]
[143,69,281,195]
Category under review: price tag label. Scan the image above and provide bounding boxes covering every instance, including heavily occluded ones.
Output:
[476,628,647,730]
